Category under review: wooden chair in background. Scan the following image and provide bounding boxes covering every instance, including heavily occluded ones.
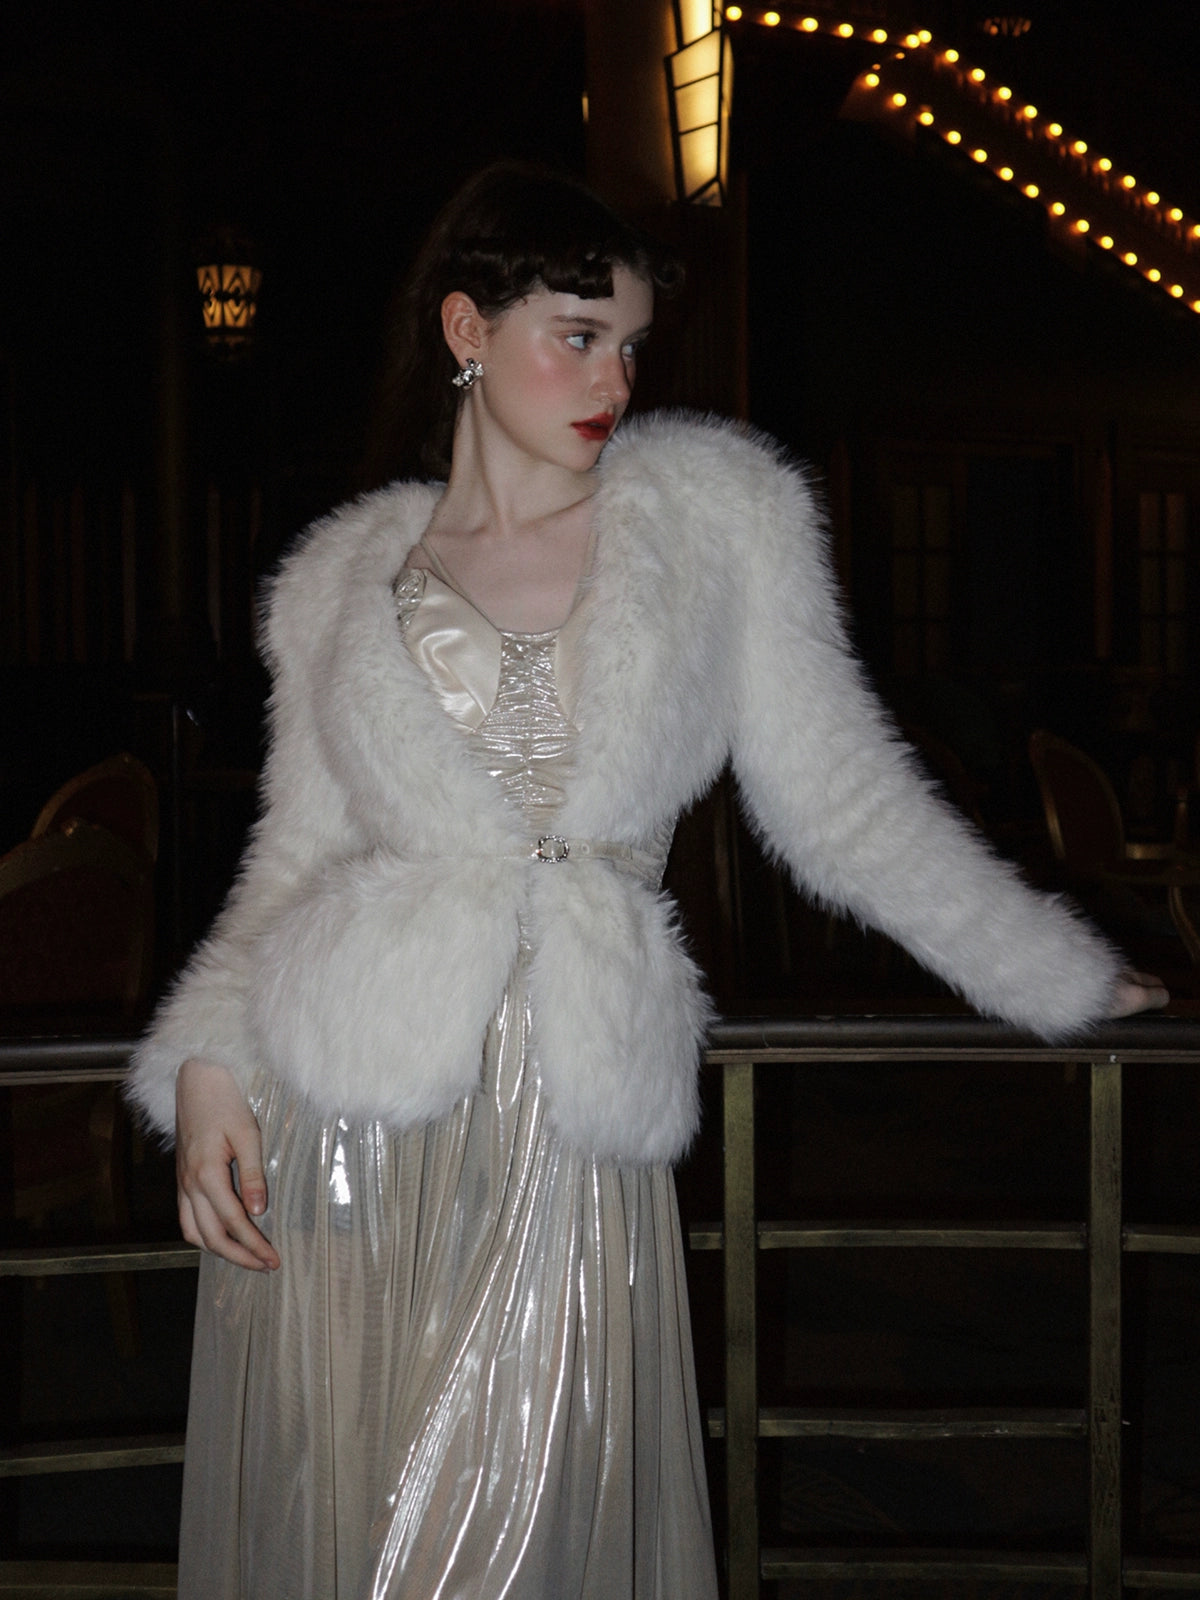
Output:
[1029,728,1200,977]
[30,750,159,867]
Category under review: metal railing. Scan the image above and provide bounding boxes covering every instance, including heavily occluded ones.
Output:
[698,1015,1200,1598]
[3,1019,1200,1596]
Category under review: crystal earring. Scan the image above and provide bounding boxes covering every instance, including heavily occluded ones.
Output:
[452,357,483,391]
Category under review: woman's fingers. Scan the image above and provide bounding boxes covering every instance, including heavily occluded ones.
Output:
[176,1058,281,1272]
[1109,970,1169,1018]
[180,1180,280,1271]
[229,1117,269,1219]
[177,1185,275,1271]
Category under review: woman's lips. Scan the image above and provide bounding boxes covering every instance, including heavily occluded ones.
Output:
[572,416,613,441]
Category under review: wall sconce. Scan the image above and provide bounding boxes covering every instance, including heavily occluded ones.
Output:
[665,24,733,205]
[981,15,1032,36]
[196,228,262,354]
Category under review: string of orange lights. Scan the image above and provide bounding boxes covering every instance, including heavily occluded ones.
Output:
[720,7,1200,315]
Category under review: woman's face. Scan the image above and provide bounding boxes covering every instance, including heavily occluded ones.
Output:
[462,264,655,473]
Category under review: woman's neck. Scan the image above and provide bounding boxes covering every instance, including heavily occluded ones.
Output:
[434,409,596,539]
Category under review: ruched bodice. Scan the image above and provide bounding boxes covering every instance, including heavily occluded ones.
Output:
[394,565,579,836]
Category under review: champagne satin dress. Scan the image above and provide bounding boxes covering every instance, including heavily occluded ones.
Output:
[177,558,718,1599]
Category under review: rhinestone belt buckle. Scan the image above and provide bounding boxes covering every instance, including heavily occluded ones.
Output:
[535,835,570,863]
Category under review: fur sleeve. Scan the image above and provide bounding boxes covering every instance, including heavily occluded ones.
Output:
[124,525,360,1139]
[725,432,1121,1039]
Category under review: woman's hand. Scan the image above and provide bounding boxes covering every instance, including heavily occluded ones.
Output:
[176,1058,280,1272]
[1109,970,1170,1018]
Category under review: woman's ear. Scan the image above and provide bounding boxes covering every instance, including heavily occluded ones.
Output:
[441,291,487,370]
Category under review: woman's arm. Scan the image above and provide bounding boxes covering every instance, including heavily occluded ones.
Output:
[126,529,359,1139]
[727,438,1138,1035]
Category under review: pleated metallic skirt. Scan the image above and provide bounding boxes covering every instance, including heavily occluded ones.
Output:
[177,957,718,1599]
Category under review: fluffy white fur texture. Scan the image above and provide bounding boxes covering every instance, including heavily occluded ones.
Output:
[250,853,522,1128]
[526,866,712,1165]
[128,412,1123,1163]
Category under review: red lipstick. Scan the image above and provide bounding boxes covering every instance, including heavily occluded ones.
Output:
[572,415,613,442]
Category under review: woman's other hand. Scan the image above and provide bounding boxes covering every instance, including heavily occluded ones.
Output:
[1109,970,1170,1018]
[176,1058,280,1271]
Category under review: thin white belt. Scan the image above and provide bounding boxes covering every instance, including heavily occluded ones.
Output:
[514,834,660,878]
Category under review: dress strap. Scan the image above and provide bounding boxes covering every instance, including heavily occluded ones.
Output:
[416,536,464,593]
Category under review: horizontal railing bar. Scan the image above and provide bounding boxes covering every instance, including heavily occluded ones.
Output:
[759,1221,1085,1250]
[1124,1557,1200,1588]
[1124,1224,1200,1254]
[0,1036,137,1087]
[759,1406,1086,1439]
[0,1434,185,1477]
[0,1561,178,1596]
[705,1013,1200,1057]
[0,1242,200,1277]
[689,1221,1085,1251]
[760,1547,1088,1581]
[3,1015,1199,1090]
[705,1406,1085,1439]
[689,1225,722,1250]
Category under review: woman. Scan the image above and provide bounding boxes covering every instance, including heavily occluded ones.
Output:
[129,164,1164,1599]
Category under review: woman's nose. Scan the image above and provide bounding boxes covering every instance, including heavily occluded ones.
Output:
[594,350,631,404]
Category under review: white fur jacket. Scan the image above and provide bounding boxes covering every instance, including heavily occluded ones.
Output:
[128,413,1120,1164]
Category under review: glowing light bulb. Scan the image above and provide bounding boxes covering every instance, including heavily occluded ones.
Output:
[918,109,935,126]
[1170,284,1184,297]
[837,22,854,37]
[871,28,888,42]
[1192,224,1200,238]
[1098,158,1112,172]
[1098,235,1113,249]
[999,166,1014,181]
[1123,251,1138,265]
[891,91,907,107]
[800,15,819,29]
[903,33,920,48]
[970,67,986,83]
[1147,268,1162,282]
[1146,191,1160,205]
[725,3,742,16]
[1072,139,1088,155]
[1050,201,1065,216]
[1047,122,1063,138]
[1074,218,1090,233]
[971,147,988,163]
[997,86,1013,101]
[944,47,959,63]
[1122,174,1137,189]
[1022,105,1038,119]
[1191,300,1200,314]
[1023,183,1040,198]
[764,10,781,23]
[864,72,880,86]
[946,129,962,144]
[1169,207,1183,222]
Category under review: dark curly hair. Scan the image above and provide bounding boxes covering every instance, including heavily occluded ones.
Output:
[362,162,681,484]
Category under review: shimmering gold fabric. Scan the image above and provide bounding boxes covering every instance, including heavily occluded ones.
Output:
[177,574,718,1598]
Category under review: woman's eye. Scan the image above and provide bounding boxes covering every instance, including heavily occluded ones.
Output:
[565,332,592,351]
[621,341,641,361]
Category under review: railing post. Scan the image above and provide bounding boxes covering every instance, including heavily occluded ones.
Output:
[1089,1055,1122,1600]
[724,1059,758,1599]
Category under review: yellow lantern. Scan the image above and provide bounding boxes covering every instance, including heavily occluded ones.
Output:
[196,229,262,354]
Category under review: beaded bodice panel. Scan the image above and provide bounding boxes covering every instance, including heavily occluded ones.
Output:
[470,632,575,835]
[393,566,575,837]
